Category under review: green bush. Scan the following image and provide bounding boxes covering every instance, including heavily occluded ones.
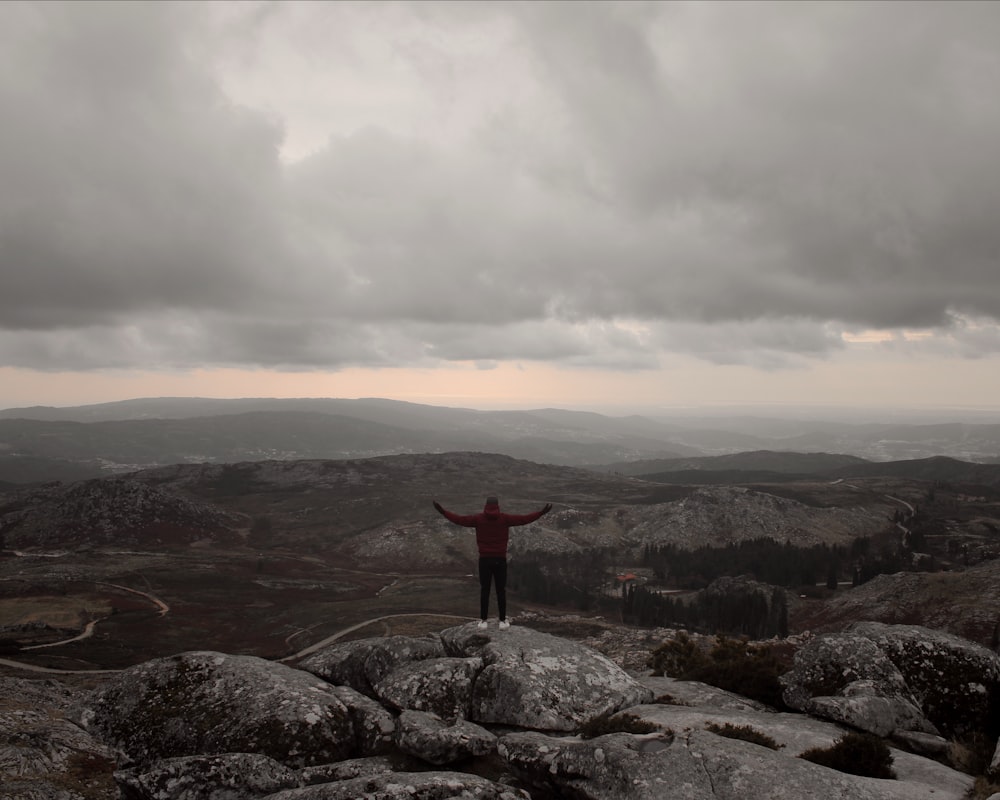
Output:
[649,633,788,709]
[706,722,781,750]
[578,711,658,739]
[799,732,896,779]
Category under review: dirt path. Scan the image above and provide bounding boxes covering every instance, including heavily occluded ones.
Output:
[23,619,101,651]
[0,612,474,675]
[279,612,472,663]
[0,580,171,673]
[0,655,119,675]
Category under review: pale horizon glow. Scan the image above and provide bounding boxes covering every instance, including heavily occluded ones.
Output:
[3,2,1000,418]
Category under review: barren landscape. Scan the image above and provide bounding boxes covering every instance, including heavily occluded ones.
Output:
[3,446,1000,673]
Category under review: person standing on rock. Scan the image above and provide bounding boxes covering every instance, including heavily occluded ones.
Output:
[432,496,552,630]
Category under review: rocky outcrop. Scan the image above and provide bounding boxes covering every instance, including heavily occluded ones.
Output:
[70,651,361,767]
[439,624,654,731]
[299,635,447,698]
[11,622,987,800]
[301,623,653,732]
[1,677,119,800]
[394,710,496,765]
[781,622,1000,737]
[375,656,482,718]
[114,752,298,800]
[618,694,971,799]
[261,770,531,799]
[2,478,243,548]
[500,725,967,800]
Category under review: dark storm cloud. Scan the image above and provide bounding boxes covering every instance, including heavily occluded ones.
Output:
[0,2,291,329]
[513,1,1000,328]
[2,1,1000,373]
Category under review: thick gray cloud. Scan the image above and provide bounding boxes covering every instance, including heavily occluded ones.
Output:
[2,1,999,374]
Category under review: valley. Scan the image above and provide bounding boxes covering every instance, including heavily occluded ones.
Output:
[2,447,999,673]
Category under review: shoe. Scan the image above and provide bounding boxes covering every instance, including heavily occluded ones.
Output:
[498,620,510,630]
[477,620,488,630]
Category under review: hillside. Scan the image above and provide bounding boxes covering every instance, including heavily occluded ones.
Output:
[0,402,692,482]
[790,559,1000,645]
[2,397,1000,487]
[1,449,999,674]
[0,453,898,565]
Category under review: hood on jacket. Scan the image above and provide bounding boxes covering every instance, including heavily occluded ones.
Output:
[484,496,500,516]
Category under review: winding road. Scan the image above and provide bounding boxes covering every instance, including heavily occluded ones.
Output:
[1,611,473,674]
[0,580,171,674]
[278,613,471,664]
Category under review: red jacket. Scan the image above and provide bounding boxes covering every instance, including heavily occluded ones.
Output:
[435,499,549,557]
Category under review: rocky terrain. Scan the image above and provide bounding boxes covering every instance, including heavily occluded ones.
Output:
[1,451,999,668]
[0,453,902,565]
[3,619,999,799]
[791,559,1000,644]
[2,447,1000,797]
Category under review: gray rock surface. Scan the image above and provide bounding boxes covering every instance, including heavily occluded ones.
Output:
[260,770,530,799]
[623,697,972,798]
[394,709,496,765]
[501,726,969,800]
[299,636,445,698]
[1,683,118,800]
[114,752,298,800]
[638,674,772,712]
[850,621,1000,736]
[296,754,421,786]
[71,651,357,767]
[375,656,482,718]
[327,685,396,755]
[441,622,654,730]
[782,622,1000,737]
[7,624,989,800]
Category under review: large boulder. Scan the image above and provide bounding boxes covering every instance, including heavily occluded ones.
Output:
[259,770,530,799]
[780,632,933,736]
[440,623,653,731]
[394,709,496,766]
[114,752,298,800]
[851,621,1000,737]
[327,685,396,756]
[375,656,482,718]
[71,651,358,767]
[782,622,1000,737]
[299,635,446,698]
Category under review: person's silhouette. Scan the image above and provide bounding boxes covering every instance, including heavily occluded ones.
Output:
[433,496,552,629]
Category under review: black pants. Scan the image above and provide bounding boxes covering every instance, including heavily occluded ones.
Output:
[479,557,507,621]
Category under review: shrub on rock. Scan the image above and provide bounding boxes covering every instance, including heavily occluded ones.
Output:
[799,732,896,779]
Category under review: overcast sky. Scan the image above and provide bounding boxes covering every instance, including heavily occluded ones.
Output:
[2,1,1000,415]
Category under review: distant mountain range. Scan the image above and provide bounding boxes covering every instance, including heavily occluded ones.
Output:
[1,396,999,485]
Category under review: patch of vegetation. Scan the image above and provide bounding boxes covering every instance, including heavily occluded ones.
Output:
[948,731,1000,777]
[578,710,658,739]
[705,722,781,750]
[649,632,789,709]
[967,776,1000,800]
[641,538,850,588]
[799,732,896,779]
[45,752,118,800]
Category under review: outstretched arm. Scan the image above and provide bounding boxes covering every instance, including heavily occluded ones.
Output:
[504,503,553,526]
[432,500,478,527]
